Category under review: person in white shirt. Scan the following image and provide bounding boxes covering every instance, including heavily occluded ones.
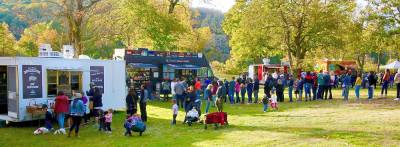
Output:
[269,90,278,110]
[171,78,177,99]
[171,99,178,125]
[184,107,199,125]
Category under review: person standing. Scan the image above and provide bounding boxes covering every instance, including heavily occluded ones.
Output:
[161,80,171,100]
[323,71,331,100]
[54,91,69,131]
[211,80,218,106]
[126,88,138,116]
[224,79,229,103]
[171,99,178,125]
[304,72,313,101]
[80,91,90,124]
[68,93,85,137]
[92,87,103,121]
[296,77,304,101]
[194,78,202,101]
[171,78,177,100]
[253,77,260,103]
[264,74,273,98]
[394,69,400,100]
[381,69,390,98]
[342,72,351,101]
[312,72,318,100]
[216,81,225,112]
[355,74,362,101]
[317,70,325,100]
[174,80,185,108]
[139,85,148,122]
[235,79,241,103]
[276,76,285,102]
[368,71,376,100]
[228,77,236,104]
[240,82,247,104]
[328,72,335,99]
[246,79,254,103]
[287,75,294,102]
[204,84,213,114]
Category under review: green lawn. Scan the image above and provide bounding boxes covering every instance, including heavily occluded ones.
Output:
[0,88,400,147]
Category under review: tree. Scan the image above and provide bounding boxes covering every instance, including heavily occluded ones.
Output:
[0,23,16,56]
[223,0,356,73]
[8,0,103,56]
[17,22,60,56]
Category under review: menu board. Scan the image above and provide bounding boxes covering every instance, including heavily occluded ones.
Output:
[90,66,104,94]
[22,65,42,99]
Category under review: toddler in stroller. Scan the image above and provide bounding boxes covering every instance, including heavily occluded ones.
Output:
[124,114,146,136]
[184,107,199,126]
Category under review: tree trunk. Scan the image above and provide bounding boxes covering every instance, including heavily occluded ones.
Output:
[357,54,365,74]
[168,0,179,14]
[377,52,381,72]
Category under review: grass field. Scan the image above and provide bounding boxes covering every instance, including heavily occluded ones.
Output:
[0,88,400,147]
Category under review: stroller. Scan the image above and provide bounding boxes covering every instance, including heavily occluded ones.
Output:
[204,112,228,129]
[184,107,200,126]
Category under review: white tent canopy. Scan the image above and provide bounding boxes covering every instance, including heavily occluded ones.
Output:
[381,60,400,69]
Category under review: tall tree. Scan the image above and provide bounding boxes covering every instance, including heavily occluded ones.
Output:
[223,0,355,73]
[0,23,16,56]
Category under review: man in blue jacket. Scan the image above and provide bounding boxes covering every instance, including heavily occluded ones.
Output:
[228,77,236,104]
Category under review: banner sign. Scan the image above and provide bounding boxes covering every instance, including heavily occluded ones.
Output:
[90,66,104,94]
[22,65,42,99]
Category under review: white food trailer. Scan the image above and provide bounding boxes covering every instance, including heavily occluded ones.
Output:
[0,57,126,122]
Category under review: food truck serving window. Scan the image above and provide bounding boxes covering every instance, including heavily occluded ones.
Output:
[47,70,82,97]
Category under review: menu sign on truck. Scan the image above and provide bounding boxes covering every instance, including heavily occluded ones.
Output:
[90,66,104,94]
[22,65,42,99]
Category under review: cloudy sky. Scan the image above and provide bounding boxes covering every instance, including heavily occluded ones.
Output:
[191,0,368,13]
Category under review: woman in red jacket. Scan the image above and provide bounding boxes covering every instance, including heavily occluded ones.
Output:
[54,91,69,130]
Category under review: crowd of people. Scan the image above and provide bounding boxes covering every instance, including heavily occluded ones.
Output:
[157,68,400,121]
[35,68,400,137]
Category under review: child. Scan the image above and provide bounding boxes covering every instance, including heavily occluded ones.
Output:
[104,109,113,133]
[269,90,278,110]
[262,95,268,112]
[98,109,105,131]
[172,99,178,125]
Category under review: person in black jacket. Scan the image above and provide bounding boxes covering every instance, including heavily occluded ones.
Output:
[139,85,148,122]
[126,88,138,116]
[253,78,260,103]
[92,87,103,119]
[264,75,273,98]
[368,71,377,99]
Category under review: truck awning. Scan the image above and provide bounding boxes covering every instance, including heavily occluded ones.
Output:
[128,63,158,69]
[167,64,201,69]
[46,66,84,71]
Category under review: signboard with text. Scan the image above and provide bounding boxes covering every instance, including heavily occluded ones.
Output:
[22,65,42,99]
[90,66,104,94]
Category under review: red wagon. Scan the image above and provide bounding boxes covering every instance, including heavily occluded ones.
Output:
[204,112,228,129]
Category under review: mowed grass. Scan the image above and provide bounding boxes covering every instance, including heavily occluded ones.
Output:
[0,88,400,147]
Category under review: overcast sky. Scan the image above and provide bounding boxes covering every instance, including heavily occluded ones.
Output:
[191,0,368,13]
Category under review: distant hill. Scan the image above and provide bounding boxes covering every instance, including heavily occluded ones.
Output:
[0,2,28,39]
[192,7,230,62]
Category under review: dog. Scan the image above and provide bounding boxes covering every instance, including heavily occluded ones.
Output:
[53,128,66,135]
[33,127,49,135]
